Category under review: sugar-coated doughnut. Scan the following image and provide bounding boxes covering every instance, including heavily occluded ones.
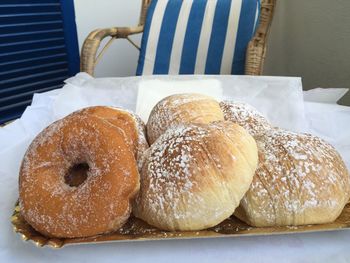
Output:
[19,113,140,238]
[76,106,148,169]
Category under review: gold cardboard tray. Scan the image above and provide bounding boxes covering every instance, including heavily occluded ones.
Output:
[11,201,350,248]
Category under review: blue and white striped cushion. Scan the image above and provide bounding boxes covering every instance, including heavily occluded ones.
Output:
[136,0,260,76]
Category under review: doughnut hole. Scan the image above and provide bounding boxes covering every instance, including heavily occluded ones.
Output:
[64,163,89,187]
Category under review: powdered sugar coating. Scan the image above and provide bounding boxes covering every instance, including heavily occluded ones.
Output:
[78,106,149,169]
[220,101,272,137]
[19,113,140,238]
[147,93,224,144]
[121,108,149,170]
[237,128,350,227]
[134,122,258,231]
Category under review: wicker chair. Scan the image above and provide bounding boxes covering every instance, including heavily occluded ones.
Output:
[80,0,276,76]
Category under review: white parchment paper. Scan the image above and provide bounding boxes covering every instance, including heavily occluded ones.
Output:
[0,73,349,263]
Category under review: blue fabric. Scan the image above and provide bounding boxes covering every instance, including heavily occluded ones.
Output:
[136,0,260,76]
[232,0,258,74]
[205,0,231,74]
[179,0,207,74]
[136,0,158,75]
[153,0,182,74]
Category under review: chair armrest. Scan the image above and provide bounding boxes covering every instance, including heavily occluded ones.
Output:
[80,26,144,76]
[245,0,276,75]
[245,36,267,76]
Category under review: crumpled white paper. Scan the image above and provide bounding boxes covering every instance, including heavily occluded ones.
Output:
[304,88,349,104]
[304,101,350,168]
[53,73,308,132]
[0,73,349,263]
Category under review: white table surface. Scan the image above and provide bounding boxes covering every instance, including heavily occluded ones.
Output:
[3,229,350,263]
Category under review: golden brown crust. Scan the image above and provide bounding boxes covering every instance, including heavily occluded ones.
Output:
[147,93,224,144]
[19,113,140,238]
[75,106,148,163]
[134,121,258,231]
[236,128,350,227]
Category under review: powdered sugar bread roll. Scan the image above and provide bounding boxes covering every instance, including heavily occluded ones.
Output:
[220,101,272,137]
[235,128,350,227]
[147,93,224,144]
[134,121,258,231]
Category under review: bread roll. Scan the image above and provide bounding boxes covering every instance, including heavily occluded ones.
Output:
[235,128,350,227]
[147,93,224,144]
[134,121,258,231]
[220,101,271,137]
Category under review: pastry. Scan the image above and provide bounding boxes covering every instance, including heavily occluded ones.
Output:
[235,128,350,227]
[19,113,140,238]
[75,106,148,165]
[147,93,224,144]
[77,106,148,169]
[220,101,271,137]
[134,121,258,231]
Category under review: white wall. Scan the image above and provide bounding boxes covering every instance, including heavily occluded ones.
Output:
[74,0,142,77]
[74,0,350,105]
[264,0,350,106]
